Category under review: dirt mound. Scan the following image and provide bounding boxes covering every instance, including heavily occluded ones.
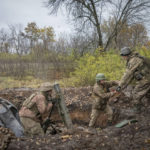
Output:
[0,86,149,150]
[0,127,16,150]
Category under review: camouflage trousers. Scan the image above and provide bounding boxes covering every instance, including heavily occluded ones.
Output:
[20,117,44,136]
[89,102,113,127]
[132,79,150,107]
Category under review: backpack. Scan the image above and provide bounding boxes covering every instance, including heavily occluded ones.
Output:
[22,93,37,109]
[22,93,40,117]
[0,98,24,137]
[142,57,150,69]
[135,53,150,69]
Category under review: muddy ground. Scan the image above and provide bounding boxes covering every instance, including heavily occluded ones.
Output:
[0,86,150,150]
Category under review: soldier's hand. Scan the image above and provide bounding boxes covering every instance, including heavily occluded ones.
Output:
[116,86,121,92]
[114,90,118,93]
[111,89,117,94]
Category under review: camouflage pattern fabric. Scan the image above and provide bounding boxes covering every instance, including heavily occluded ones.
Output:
[20,117,44,136]
[119,53,150,107]
[89,104,113,127]
[132,79,150,106]
[19,92,53,136]
[89,81,117,127]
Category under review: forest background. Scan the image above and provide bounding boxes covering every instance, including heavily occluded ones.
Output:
[0,0,150,89]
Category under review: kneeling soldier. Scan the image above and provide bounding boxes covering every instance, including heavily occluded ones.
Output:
[19,82,54,136]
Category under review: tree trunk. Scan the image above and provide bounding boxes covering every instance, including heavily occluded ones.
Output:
[97,25,103,47]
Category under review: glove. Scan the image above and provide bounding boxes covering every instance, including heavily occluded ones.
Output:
[116,86,121,92]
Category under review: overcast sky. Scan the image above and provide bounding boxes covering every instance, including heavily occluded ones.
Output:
[0,0,73,36]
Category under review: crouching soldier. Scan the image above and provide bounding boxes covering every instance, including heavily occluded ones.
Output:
[19,82,54,136]
[89,73,118,127]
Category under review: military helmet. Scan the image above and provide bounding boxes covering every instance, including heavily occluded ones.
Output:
[96,73,106,82]
[120,47,131,56]
[39,82,53,92]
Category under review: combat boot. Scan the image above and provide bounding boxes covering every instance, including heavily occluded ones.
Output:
[107,120,113,126]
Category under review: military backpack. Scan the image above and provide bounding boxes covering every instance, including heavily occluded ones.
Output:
[142,56,150,69]
[134,53,150,69]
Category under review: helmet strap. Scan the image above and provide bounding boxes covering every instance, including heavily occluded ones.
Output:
[100,80,105,86]
[98,80,102,85]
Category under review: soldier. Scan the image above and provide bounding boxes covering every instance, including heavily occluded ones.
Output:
[19,82,54,136]
[89,73,118,127]
[117,47,150,112]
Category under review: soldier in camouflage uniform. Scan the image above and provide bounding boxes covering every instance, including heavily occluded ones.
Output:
[19,82,54,136]
[89,73,118,127]
[118,47,150,112]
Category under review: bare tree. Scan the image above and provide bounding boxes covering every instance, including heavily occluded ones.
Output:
[0,29,10,53]
[44,0,112,48]
[45,0,150,51]
[104,0,150,50]
[9,24,29,55]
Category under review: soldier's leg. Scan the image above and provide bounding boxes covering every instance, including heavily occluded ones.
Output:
[30,121,44,136]
[20,117,44,136]
[105,105,113,123]
[89,98,101,127]
[89,108,100,127]
[132,80,150,112]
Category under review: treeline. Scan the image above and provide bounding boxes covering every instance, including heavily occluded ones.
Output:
[0,22,150,85]
[0,23,74,80]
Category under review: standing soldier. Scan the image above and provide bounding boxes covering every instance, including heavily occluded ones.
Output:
[89,73,118,127]
[117,47,150,112]
[19,82,54,136]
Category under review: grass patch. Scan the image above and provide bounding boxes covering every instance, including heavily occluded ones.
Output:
[0,76,44,90]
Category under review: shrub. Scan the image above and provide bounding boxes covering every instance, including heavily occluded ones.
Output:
[70,46,150,87]
[136,46,150,58]
[70,50,125,86]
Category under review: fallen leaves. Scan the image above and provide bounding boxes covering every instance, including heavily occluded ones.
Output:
[145,139,150,144]
[35,141,40,145]
[61,135,72,140]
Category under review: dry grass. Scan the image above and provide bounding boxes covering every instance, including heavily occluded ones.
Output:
[0,76,44,90]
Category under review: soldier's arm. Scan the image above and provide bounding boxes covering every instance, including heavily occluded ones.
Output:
[93,85,115,99]
[36,95,48,114]
[119,57,143,88]
[105,80,119,87]
[36,95,53,120]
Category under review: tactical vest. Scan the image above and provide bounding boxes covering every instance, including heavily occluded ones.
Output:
[22,93,40,116]
[22,93,37,108]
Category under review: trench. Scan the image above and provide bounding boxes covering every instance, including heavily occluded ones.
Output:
[51,105,109,129]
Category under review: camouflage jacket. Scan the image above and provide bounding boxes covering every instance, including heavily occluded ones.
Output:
[119,53,150,89]
[92,81,118,101]
[19,92,52,122]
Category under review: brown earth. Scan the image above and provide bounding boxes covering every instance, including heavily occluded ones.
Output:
[0,86,150,150]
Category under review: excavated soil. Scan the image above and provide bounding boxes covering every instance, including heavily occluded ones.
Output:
[0,86,150,150]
